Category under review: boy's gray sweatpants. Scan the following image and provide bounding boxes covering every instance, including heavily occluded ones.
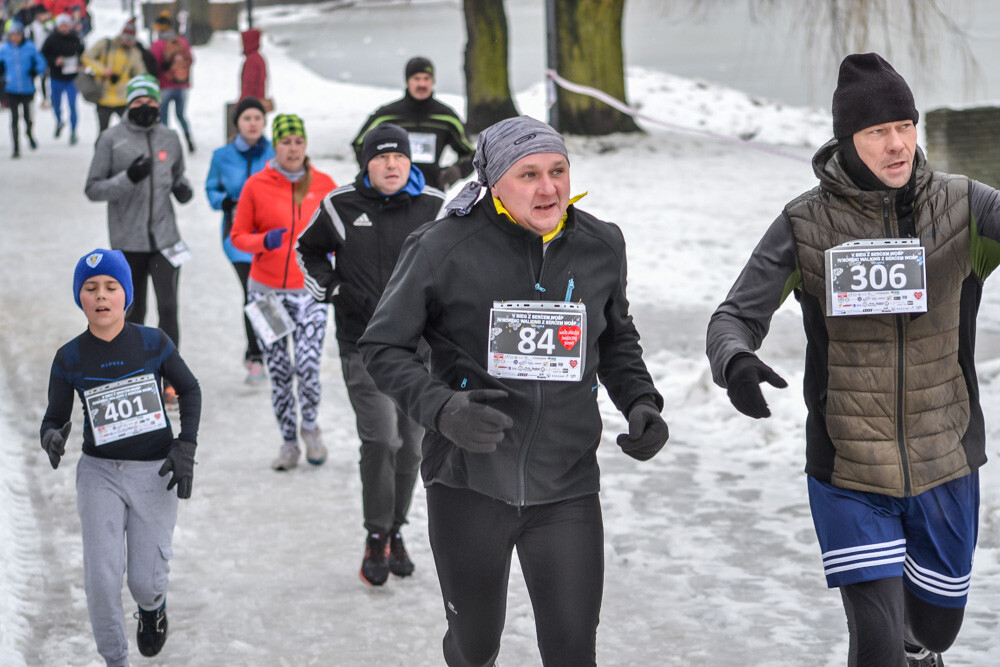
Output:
[76,453,178,667]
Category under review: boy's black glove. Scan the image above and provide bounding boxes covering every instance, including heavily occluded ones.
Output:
[172,181,193,203]
[436,389,513,454]
[616,398,668,461]
[126,155,151,183]
[328,282,369,315]
[158,439,197,499]
[221,196,237,213]
[41,421,72,470]
[725,354,788,419]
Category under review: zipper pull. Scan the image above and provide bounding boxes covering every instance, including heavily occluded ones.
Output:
[534,283,546,293]
[564,274,575,302]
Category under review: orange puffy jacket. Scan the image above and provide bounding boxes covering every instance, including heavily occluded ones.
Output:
[231,160,337,290]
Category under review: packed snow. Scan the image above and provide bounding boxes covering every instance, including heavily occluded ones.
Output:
[2,1,1000,665]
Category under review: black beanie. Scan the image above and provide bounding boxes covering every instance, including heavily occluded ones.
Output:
[832,53,919,139]
[405,56,434,80]
[234,96,267,124]
[361,124,411,171]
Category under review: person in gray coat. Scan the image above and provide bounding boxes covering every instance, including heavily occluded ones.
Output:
[85,74,193,406]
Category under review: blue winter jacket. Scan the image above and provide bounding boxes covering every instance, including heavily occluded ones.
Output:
[0,38,47,96]
[205,137,275,262]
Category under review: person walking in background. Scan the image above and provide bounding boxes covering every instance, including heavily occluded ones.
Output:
[239,27,266,103]
[205,96,274,384]
[81,17,147,133]
[24,2,50,107]
[70,3,91,42]
[41,12,83,144]
[230,113,337,471]
[351,56,474,191]
[40,248,201,666]
[84,74,193,408]
[706,53,1000,667]
[297,124,446,586]
[150,11,194,152]
[359,116,669,666]
[0,20,46,158]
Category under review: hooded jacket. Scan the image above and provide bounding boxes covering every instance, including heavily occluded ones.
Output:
[706,140,1000,497]
[296,167,446,350]
[0,36,47,95]
[84,117,192,253]
[359,198,662,506]
[240,29,266,101]
[205,137,275,263]
[230,160,336,290]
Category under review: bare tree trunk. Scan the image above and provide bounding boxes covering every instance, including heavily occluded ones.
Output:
[463,0,519,134]
[553,0,640,135]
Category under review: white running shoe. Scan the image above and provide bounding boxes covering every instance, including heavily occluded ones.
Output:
[301,426,327,466]
[271,444,300,471]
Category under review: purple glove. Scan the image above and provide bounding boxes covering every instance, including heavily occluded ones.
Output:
[263,228,287,250]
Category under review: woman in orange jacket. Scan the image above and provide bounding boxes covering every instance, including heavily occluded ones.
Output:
[231,113,337,471]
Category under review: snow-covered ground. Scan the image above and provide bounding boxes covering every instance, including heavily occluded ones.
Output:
[3,2,1000,665]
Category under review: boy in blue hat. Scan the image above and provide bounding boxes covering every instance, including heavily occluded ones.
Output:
[40,249,202,666]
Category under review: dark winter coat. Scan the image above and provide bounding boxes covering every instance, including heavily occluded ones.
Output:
[41,29,84,81]
[706,140,1000,497]
[359,198,662,507]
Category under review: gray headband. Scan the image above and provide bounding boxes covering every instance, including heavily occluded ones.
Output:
[445,115,568,217]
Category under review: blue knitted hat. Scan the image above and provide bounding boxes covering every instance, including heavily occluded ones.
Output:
[74,249,133,310]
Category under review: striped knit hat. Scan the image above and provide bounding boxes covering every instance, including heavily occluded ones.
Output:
[126,74,160,104]
[272,114,306,146]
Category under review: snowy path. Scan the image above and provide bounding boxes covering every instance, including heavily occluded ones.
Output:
[2,8,1000,666]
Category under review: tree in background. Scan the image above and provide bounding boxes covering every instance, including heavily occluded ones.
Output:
[462,0,519,133]
[552,0,640,135]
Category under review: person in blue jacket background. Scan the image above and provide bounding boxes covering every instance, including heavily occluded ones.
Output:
[205,97,275,383]
[0,20,48,158]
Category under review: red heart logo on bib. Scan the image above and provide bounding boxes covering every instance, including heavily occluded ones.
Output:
[914,291,923,300]
[558,325,581,350]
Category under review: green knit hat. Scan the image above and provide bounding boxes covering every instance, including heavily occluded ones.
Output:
[126,74,160,104]
[272,114,306,146]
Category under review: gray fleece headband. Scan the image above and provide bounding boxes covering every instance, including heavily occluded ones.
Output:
[446,116,568,216]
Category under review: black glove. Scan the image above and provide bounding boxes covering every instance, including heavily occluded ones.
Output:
[440,164,463,189]
[436,389,514,454]
[221,196,237,213]
[41,421,72,470]
[158,439,197,499]
[109,73,120,84]
[126,155,151,183]
[616,398,668,461]
[172,181,193,203]
[328,282,370,316]
[725,354,788,419]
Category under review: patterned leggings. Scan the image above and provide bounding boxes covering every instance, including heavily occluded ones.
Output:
[248,290,329,442]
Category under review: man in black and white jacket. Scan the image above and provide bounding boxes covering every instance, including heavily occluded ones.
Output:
[296,123,445,587]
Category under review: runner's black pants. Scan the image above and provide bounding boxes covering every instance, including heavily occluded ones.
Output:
[426,485,604,667]
[123,251,180,348]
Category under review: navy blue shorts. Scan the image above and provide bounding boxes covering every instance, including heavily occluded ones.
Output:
[807,472,979,609]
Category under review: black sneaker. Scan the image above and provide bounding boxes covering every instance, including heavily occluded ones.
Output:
[55,122,64,138]
[906,647,944,667]
[135,601,168,657]
[388,532,415,577]
[27,134,37,150]
[360,533,389,586]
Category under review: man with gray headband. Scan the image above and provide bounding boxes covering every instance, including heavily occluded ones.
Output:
[360,115,668,666]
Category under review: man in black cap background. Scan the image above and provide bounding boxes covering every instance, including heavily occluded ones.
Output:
[358,115,668,666]
[707,53,1000,666]
[350,56,475,191]
[296,123,446,587]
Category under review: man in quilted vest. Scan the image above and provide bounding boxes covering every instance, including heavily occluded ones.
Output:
[707,53,1000,667]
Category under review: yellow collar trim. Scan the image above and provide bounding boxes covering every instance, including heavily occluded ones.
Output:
[493,192,588,243]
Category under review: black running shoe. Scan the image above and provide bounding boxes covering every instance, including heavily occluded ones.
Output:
[135,601,168,657]
[388,532,415,577]
[906,647,944,667]
[360,533,389,586]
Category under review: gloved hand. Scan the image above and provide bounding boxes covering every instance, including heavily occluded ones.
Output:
[725,354,788,419]
[328,282,370,316]
[172,181,193,203]
[221,196,237,213]
[158,439,197,499]
[41,421,72,470]
[440,164,463,189]
[616,398,668,461]
[126,155,151,183]
[263,228,287,250]
[436,389,514,454]
[109,73,120,84]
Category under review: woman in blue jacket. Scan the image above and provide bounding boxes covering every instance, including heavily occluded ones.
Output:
[0,21,48,158]
[205,97,275,382]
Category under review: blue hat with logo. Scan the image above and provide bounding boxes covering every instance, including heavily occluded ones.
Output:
[74,249,133,310]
